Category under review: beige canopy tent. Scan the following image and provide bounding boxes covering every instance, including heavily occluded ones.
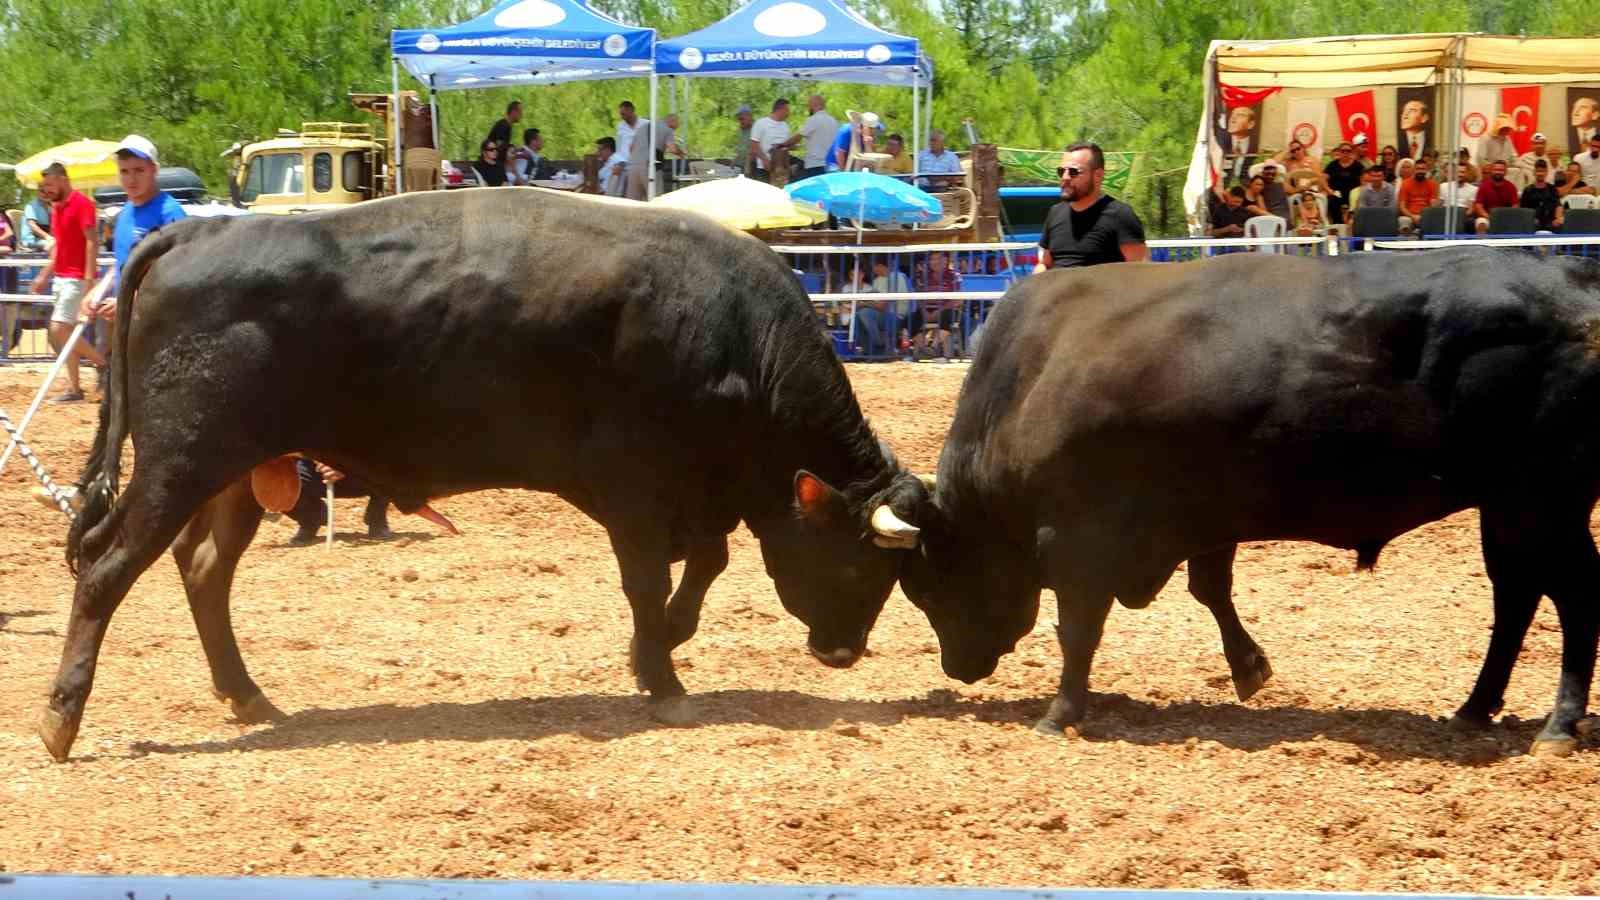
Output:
[1184,33,1600,232]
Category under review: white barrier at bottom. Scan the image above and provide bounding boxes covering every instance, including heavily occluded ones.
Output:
[0,876,1550,900]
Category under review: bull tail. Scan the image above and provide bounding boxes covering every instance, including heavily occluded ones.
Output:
[66,228,183,574]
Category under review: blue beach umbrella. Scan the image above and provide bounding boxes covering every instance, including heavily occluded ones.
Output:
[786,171,942,225]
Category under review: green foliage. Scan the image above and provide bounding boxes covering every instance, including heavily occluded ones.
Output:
[0,0,1587,231]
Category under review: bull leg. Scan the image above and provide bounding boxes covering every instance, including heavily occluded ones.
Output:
[664,535,729,650]
[1529,531,1600,757]
[608,528,695,726]
[363,495,393,540]
[1188,545,1273,701]
[40,469,220,761]
[170,478,283,725]
[1452,507,1542,730]
[1035,592,1114,736]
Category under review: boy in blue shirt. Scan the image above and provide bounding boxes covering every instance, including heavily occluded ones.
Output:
[97,134,186,315]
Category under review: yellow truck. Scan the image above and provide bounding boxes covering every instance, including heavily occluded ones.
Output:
[227,121,388,214]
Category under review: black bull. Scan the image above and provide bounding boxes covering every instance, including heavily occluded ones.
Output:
[42,188,930,762]
[901,248,1600,756]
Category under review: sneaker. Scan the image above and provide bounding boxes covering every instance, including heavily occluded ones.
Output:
[47,390,85,404]
[288,527,321,546]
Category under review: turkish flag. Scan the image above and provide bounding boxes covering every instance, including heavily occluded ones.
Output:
[1500,85,1541,155]
[1219,84,1281,110]
[1335,90,1378,159]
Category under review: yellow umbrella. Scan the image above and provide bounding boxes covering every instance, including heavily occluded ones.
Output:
[12,139,123,190]
[651,175,827,232]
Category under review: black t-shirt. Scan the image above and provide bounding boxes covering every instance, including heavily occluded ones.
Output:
[473,158,507,187]
[1210,201,1253,232]
[487,118,512,149]
[1039,195,1146,268]
[1521,183,1561,227]
[1324,159,1364,199]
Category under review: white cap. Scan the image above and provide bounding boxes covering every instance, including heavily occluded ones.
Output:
[850,110,883,130]
[1532,131,1547,142]
[1353,132,1369,145]
[114,134,158,165]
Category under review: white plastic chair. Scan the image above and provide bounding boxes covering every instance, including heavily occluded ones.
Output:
[1244,214,1287,252]
[1562,193,1598,210]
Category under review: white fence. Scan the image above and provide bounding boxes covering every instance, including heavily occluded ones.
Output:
[0,256,115,360]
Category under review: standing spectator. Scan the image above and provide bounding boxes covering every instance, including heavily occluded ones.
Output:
[605,100,642,195]
[1207,185,1252,237]
[916,129,964,190]
[0,207,14,354]
[471,139,506,187]
[881,133,914,175]
[1471,160,1519,234]
[750,98,799,183]
[731,105,754,176]
[19,192,52,252]
[1519,160,1564,232]
[100,136,185,312]
[1512,132,1549,188]
[1575,134,1600,187]
[1397,160,1439,223]
[1545,143,1566,178]
[1323,141,1364,226]
[828,112,880,172]
[27,163,105,403]
[1478,117,1517,168]
[796,95,839,181]
[513,128,555,184]
[625,114,684,200]
[287,460,393,545]
[916,250,963,359]
[593,137,623,196]
[1035,141,1147,270]
[1257,164,1291,220]
[486,100,522,155]
[1559,162,1595,198]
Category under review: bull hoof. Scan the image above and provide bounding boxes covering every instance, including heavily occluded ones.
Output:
[1530,735,1578,758]
[1231,654,1274,702]
[649,695,698,727]
[1447,711,1494,733]
[37,706,80,763]
[229,692,287,724]
[1033,717,1064,736]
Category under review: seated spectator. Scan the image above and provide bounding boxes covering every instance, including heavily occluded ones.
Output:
[1559,161,1595,198]
[472,139,506,187]
[1471,160,1520,234]
[1440,162,1480,231]
[916,251,962,359]
[1394,158,1415,182]
[1397,161,1439,223]
[593,137,624,196]
[871,258,912,353]
[1545,144,1566,182]
[1241,175,1271,217]
[881,133,914,175]
[916,129,964,190]
[19,193,51,252]
[1520,160,1564,231]
[1208,185,1252,237]
[838,261,887,356]
[1379,145,1399,181]
[513,128,556,184]
[1348,165,1409,230]
[1418,148,1441,181]
[1292,191,1327,236]
[1576,134,1600,187]
[1455,147,1479,184]
[1279,140,1328,194]
[1258,164,1292,220]
[1512,132,1549,189]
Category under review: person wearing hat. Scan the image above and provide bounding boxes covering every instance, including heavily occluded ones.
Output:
[98,136,185,313]
[1477,115,1517,169]
[1511,132,1550,190]
[732,104,754,176]
[28,161,106,403]
[827,110,881,172]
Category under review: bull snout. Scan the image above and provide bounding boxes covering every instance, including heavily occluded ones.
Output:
[808,643,863,668]
[941,649,1000,684]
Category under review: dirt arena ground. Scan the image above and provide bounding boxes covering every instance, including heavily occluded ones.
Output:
[1,361,1597,894]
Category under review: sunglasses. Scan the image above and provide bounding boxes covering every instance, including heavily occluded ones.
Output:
[1056,166,1085,179]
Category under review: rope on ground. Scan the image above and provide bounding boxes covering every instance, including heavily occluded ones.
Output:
[0,407,76,519]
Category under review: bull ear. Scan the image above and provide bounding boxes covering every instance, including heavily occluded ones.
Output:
[793,470,845,522]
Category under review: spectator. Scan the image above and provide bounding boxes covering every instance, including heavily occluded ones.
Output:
[513,128,555,184]
[1559,161,1595,198]
[1576,134,1600,187]
[1478,117,1517,168]
[1455,147,1479,184]
[916,250,963,359]
[1279,140,1327,194]
[916,129,963,190]
[838,261,886,356]
[1035,141,1146,270]
[0,208,13,352]
[1347,165,1398,227]
[1440,162,1480,232]
[287,460,393,545]
[1520,159,1564,232]
[882,133,914,175]
[1471,160,1519,234]
[1292,191,1327,237]
[607,100,642,194]
[732,105,754,176]
[1258,164,1291,220]
[871,258,912,353]
[625,114,685,200]
[1512,132,1549,188]
[486,100,522,155]
[19,193,52,253]
[1323,141,1364,225]
[1208,185,1252,237]
[1379,145,1399,181]
[749,98,799,183]
[1545,143,1566,179]
[593,137,623,196]
[101,135,185,312]
[828,111,880,172]
[1397,158,1439,223]
[1416,148,1442,182]
[28,162,106,403]
[472,139,506,187]
[1241,174,1270,217]
[797,94,839,181]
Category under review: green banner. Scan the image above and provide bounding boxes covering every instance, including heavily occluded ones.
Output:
[997,147,1140,193]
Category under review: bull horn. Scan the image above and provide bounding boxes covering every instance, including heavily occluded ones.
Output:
[917,474,937,491]
[871,504,921,549]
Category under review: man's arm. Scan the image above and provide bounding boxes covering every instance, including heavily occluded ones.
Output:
[751,138,767,169]
[1120,242,1148,262]
[29,220,61,294]
[1034,248,1053,273]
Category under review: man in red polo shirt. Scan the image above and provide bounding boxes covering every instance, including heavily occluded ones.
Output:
[1470,160,1519,235]
[28,162,106,402]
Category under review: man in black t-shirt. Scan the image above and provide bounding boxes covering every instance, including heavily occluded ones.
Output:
[1519,159,1564,230]
[486,100,522,156]
[1323,141,1365,226]
[1035,141,1147,271]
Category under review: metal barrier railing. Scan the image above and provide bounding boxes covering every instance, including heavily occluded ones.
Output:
[1146,236,1336,262]
[1368,234,1600,257]
[0,255,115,361]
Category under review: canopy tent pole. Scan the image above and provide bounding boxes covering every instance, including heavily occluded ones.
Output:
[392,58,405,194]
[1445,36,1466,236]
[682,78,690,163]
[1198,44,1217,231]
[429,76,440,152]
[648,72,659,200]
[912,70,921,183]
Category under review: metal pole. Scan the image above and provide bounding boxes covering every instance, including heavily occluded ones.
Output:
[912,70,921,184]
[391,58,405,194]
[429,76,440,151]
[648,72,659,200]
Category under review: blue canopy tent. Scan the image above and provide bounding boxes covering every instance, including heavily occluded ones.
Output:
[654,0,933,183]
[390,0,657,192]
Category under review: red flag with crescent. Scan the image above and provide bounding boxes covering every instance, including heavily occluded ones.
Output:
[1335,90,1378,159]
[1219,84,1281,110]
[1500,85,1541,155]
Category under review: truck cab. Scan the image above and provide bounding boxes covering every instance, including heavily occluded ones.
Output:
[231,123,385,215]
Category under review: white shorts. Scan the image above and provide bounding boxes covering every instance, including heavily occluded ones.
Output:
[50,277,87,325]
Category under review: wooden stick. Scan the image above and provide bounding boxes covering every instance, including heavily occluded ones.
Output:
[325,481,335,551]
